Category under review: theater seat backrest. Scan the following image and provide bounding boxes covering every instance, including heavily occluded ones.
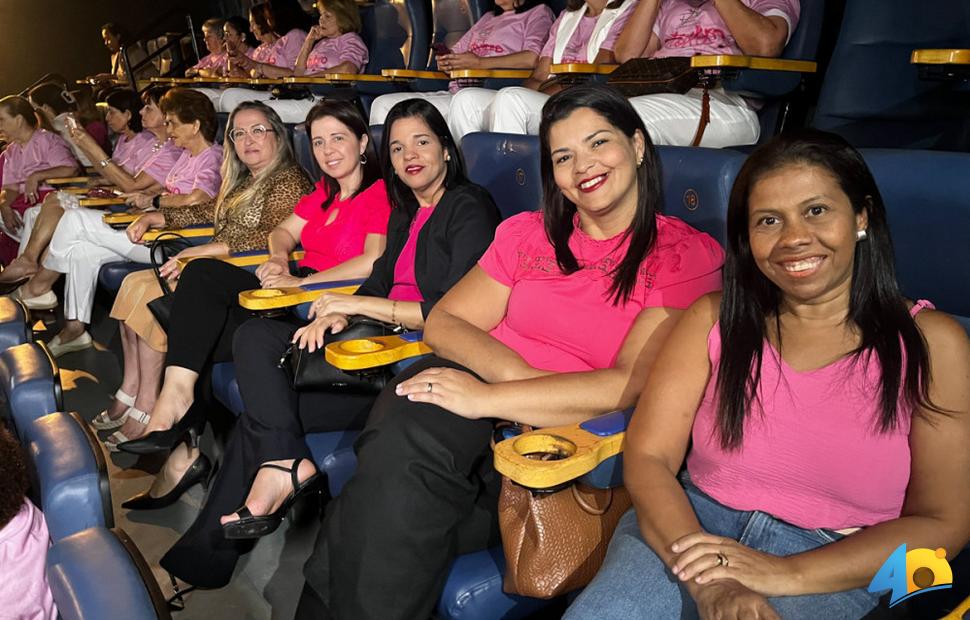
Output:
[461,132,541,220]
[360,0,428,73]
[862,149,970,333]
[426,0,492,70]
[655,146,745,247]
[812,0,970,150]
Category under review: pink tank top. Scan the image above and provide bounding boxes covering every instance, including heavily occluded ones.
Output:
[686,300,933,530]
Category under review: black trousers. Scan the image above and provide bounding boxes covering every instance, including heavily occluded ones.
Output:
[165,259,260,373]
[161,317,375,588]
[296,355,502,620]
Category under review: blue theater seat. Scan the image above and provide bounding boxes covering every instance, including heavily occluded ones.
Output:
[47,527,170,620]
[862,148,970,332]
[98,261,152,294]
[27,412,113,542]
[0,296,31,349]
[0,342,62,441]
[438,547,553,620]
[461,132,542,220]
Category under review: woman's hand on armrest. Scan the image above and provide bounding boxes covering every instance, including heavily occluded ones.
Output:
[293,312,349,352]
[126,211,166,243]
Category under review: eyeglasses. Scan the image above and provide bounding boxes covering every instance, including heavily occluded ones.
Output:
[228,125,275,144]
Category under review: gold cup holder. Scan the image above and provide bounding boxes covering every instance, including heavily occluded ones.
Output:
[249,289,285,298]
[512,433,577,461]
[337,339,386,353]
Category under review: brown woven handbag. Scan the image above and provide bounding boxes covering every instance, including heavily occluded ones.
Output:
[499,477,632,599]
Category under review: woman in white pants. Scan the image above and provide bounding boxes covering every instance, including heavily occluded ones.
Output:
[17,89,224,357]
[368,0,553,130]
[448,0,635,140]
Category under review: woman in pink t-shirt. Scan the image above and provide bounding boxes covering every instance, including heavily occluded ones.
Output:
[289,85,725,618]
[567,131,970,620]
[368,0,555,126]
[186,18,228,78]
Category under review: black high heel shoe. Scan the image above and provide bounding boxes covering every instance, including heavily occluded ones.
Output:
[117,402,206,455]
[222,458,324,540]
[122,453,212,510]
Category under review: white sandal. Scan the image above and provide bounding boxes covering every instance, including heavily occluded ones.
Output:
[91,389,137,430]
[105,407,151,452]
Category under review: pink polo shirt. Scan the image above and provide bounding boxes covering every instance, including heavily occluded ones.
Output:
[540,7,634,63]
[193,51,228,71]
[136,140,183,186]
[479,212,724,373]
[306,32,369,73]
[0,500,57,620]
[294,179,391,271]
[112,130,157,175]
[270,28,308,69]
[0,129,78,194]
[652,0,800,58]
[163,142,223,197]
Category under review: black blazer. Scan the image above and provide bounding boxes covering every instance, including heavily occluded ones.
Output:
[356,181,501,318]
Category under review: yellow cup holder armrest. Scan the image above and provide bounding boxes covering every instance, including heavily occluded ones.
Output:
[493,420,627,490]
[140,226,215,242]
[238,280,362,311]
[324,335,432,371]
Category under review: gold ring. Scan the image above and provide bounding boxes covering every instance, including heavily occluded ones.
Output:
[716,553,728,567]
[427,382,433,393]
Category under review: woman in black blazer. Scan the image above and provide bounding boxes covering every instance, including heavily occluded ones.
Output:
[155,99,500,598]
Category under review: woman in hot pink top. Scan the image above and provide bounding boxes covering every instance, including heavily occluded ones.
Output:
[568,131,970,620]
[369,0,555,125]
[0,427,56,620]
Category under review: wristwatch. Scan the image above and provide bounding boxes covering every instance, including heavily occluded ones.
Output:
[98,157,112,169]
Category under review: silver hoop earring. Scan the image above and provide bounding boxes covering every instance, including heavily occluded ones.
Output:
[360,153,367,164]
[856,229,868,241]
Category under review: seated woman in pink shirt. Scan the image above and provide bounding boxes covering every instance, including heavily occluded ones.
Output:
[292,84,725,619]
[0,426,57,620]
[0,95,79,265]
[186,18,228,78]
[565,131,970,620]
[368,0,555,125]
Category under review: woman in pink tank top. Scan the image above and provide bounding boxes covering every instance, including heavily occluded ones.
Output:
[567,131,970,620]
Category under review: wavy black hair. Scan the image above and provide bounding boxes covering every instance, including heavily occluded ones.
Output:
[0,426,29,530]
[538,83,661,306]
[104,88,144,133]
[715,129,942,450]
[380,98,467,220]
[267,0,314,36]
[305,99,380,211]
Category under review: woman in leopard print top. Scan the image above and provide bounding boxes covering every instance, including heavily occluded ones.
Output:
[102,102,312,454]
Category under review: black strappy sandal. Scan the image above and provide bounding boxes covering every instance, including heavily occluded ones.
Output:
[222,458,323,540]
[166,573,197,611]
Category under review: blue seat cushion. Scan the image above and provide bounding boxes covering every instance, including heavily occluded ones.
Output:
[0,342,61,441]
[0,297,30,350]
[437,547,554,620]
[305,432,360,497]
[47,527,164,620]
[28,412,112,541]
[98,261,151,294]
[212,362,244,416]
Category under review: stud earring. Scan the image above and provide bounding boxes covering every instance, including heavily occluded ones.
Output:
[856,229,868,241]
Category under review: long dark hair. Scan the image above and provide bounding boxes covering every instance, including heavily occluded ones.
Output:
[715,130,941,450]
[380,98,467,220]
[225,15,259,48]
[538,84,662,306]
[0,426,28,530]
[305,99,380,211]
[104,88,144,133]
[267,0,313,36]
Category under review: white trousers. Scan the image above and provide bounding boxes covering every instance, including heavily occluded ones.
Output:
[447,87,500,141]
[18,191,80,256]
[192,87,225,109]
[368,91,454,126]
[481,86,761,147]
[217,88,274,114]
[218,88,318,124]
[43,208,150,324]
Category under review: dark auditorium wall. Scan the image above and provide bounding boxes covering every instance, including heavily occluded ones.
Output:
[0,0,244,96]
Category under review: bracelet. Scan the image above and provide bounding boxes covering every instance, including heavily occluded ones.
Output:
[98,157,112,169]
[391,300,398,325]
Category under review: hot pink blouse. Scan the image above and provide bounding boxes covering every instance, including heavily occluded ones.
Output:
[388,205,436,302]
[479,212,724,373]
[0,500,57,620]
[294,179,391,271]
[1,129,78,194]
[687,300,932,530]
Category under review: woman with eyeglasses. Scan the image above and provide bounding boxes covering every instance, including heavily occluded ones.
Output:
[98,101,313,453]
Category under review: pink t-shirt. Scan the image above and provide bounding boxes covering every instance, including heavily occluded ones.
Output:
[269,29,308,69]
[388,205,437,302]
[306,32,369,73]
[686,300,931,531]
[479,212,724,373]
[251,42,276,64]
[163,142,223,197]
[136,140,183,185]
[112,130,157,175]
[193,51,228,71]
[0,500,57,620]
[0,129,78,194]
[540,6,634,63]
[294,179,391,271]
[652,0,800,58]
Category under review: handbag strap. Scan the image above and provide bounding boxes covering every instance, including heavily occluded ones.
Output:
[148,231,186,296]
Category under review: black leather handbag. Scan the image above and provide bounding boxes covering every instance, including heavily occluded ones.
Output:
[280,316,405,394]
[145,232,190,333]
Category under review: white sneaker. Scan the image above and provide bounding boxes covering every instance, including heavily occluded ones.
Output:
[46,331,94,357]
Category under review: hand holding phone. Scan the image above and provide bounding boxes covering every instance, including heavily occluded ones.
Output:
[65,115,79,132]
[432,43,452,56]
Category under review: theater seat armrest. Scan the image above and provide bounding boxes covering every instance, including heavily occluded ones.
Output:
[177,249,305,270]
[324,332,431,371]
[238,278,365,311]
[140,225,215,242]
[382,69,449,80]
[493,408,633,490]
[910,48,970,65]
[81,197,127,208]
[550,63,619,75]
[450,69,533,79]
[48,176,96,186]
[690,55,816,73]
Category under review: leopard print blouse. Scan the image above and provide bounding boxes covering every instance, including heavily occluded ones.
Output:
[160,164,313,253]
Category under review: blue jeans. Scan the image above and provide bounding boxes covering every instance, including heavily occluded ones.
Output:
[564,478,881,619]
